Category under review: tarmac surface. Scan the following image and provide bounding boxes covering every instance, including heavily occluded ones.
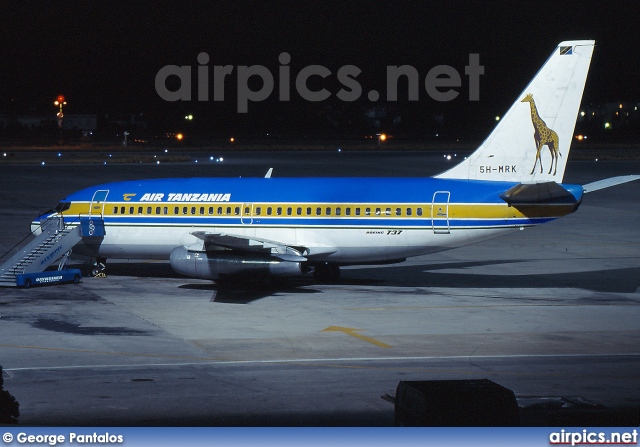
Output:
[1,149,639,426]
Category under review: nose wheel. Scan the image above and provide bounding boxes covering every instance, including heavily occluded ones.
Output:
[91,257,107,278]
[312,262,341,282]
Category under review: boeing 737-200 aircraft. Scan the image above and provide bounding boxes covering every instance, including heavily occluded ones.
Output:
[27,41,640,282]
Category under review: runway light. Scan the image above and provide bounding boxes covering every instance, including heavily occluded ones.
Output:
[495,116,500,121]
[164,149,168,153]
[156,161,160,165]
[379,133,387,142]
[210,156,214,161]
[219,157,223,162]
[230,137,235,143]
[446,155,452,160]
[604,122,611,129]
[58,153,62,157]
[176,133,184,140]
[41,161,45,165]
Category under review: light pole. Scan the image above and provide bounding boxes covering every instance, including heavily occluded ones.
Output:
[54,95,67,145]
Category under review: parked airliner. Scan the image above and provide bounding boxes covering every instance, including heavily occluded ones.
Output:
[31,40,639,282]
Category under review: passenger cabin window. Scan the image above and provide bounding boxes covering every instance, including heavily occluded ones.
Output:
[191,207,196,215]
[326,207,331,216]
[297,207,302,216]
[199,207,205,215]
[365,207,371,216]
[336,207,341,216]
[113,207,118,214]
[138,207,143,215]
[316,207,321,216]
[355,208,361,216]
[209,207,214,215]
[156,207,161,215]
[277,207,282,216]
[267,207,272,215]
[235,207,240,215]
[407,208,412,216]
[346,208,351,216]
[163,207,168,215]
[130,207,135,214]
[182,207,188,215]
[417,208,423,216]
[306,207,312,215]
[174,207,179,215]
[287,207,292,216]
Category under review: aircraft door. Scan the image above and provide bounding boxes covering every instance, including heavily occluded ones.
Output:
[89,190,110,217]
[241,203,253,224]
[431,191,450,234]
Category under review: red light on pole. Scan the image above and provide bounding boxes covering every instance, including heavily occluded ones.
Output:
[54,95,67,144]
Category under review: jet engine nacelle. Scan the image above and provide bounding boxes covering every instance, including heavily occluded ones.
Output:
[170,246,304,280]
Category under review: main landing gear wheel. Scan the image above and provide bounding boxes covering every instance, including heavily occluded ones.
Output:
[313,262,341,282]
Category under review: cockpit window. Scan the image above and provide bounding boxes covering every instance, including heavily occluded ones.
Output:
[54,202,71,213]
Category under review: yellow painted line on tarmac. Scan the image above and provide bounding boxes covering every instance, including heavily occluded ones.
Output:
[321,326,392,348]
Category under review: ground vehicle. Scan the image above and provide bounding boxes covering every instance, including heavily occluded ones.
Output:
[16,269,82,288]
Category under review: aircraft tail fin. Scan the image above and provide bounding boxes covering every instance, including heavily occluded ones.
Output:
[436,40,595,183]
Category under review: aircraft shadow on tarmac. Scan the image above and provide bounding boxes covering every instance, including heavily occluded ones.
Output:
[97,257,640,304]
[171,259,640,304]
[357,261,640,294]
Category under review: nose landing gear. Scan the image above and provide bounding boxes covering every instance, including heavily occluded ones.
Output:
[91,257,107,278]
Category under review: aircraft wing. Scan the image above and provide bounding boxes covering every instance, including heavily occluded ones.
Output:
[582,175,640,193]
[190,231,309,261]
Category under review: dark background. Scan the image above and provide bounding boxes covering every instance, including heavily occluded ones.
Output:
[1,1,639,141]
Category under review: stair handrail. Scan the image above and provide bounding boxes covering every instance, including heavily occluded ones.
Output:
[0,214,83,264]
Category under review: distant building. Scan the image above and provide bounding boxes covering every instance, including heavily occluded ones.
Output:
[0,114,97,136]
[577,101,640,129]
[61,115,97,132]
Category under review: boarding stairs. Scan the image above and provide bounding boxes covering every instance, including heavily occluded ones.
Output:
[0,215,103,287]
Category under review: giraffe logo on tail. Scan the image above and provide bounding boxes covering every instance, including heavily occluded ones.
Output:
[521,93,561,175]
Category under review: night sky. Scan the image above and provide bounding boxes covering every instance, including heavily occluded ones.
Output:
[2,1,639,138]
